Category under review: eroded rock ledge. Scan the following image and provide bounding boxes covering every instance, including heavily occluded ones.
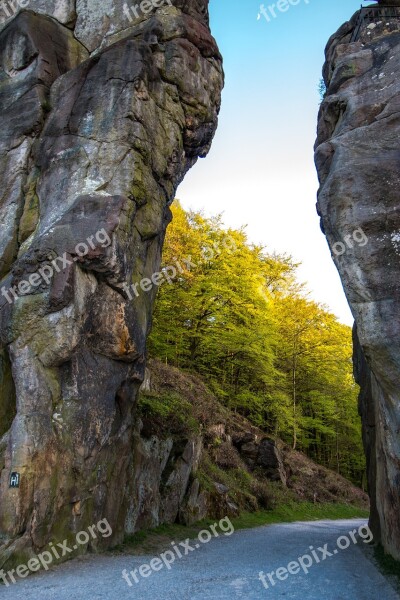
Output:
[315,8,400,559]
[0,1,223,567]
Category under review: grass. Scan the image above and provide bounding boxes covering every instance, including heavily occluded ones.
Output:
[112,502,369,556]
[230,502,368,530]
[137,392,199,436]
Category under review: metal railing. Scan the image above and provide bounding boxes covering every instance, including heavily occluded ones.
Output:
[351,5,400,42]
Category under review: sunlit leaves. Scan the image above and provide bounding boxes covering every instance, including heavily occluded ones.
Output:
[148,202,365,485]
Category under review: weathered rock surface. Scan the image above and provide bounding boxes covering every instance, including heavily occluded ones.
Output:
[0,2,223,568]
[315,8,400,558]
[0,0,213,53]
[233,433,287,485]
[124,429,202,532]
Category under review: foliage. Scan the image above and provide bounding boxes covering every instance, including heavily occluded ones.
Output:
[318,77,327,101]
[138,392,199,436]
[148,202,365,485]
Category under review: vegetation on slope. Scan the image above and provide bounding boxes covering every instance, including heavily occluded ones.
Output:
[131,359,368,554]
[148,202,365,486]
[139,359,368,513]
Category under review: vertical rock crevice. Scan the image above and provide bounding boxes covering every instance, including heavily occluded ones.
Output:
[0,347,16,439]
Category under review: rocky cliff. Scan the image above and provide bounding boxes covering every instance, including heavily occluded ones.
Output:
[315,5,400,559]
[0,1,223,567]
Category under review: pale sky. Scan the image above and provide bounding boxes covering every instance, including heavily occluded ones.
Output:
[176,0,369,326]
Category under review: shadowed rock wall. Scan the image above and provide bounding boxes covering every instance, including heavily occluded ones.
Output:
[0,1,223,567]
[315,8,400,558]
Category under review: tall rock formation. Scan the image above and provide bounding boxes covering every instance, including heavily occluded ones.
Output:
[315,5,400,558]
[0,1,223,566]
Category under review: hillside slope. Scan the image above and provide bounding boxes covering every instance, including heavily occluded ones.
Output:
[130,359,368,533]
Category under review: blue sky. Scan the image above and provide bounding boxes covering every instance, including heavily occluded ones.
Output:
[177,0,371,325]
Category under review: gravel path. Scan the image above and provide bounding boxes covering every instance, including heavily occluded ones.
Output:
[1,519,399,599]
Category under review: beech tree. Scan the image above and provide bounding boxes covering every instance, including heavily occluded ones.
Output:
[148,202,365,484]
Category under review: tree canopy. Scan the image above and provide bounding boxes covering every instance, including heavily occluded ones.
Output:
[148,202,365,485]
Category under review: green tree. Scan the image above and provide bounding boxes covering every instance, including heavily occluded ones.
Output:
[148,202,365,485]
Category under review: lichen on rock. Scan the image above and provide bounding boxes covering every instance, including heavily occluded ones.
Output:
[0,1,223,566]
[315,9,400,559]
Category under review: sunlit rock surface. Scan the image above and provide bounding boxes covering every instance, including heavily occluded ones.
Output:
[315,9,400,559]
[0,2,223,567]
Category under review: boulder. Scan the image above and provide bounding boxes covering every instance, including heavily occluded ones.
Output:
[236,434,287,485]
[257,439,287,486]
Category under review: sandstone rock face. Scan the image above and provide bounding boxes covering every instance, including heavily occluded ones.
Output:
[0,0,212,52]
[179,477,208,525]
[0,3,223,567]
[125,429,202,532]
[233,433,287,485]
[315,11,400,558]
